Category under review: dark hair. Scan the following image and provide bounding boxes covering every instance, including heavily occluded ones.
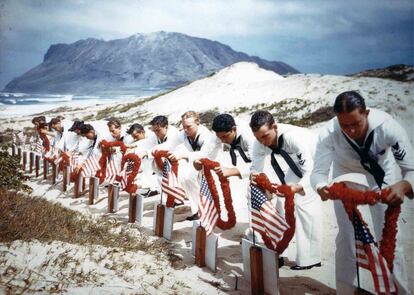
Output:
[80,124,95,135]
[107,118,121,128]
[212,114,236,132]
[38,122,49,130]
[127,123,145,134]
[249,110,275,132]
[333,91,366,113]
[69,120,84,132]
[50,117,61,126]
[31,116,46,125]
[150,115,168,127]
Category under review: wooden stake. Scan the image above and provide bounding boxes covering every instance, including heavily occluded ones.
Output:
[35,155,40,177]
[88,177,98,205]
[17,147,22,160]
[129,193,137,223]
[108,184,114,213]
[43,158,48,180]
[195,226,207,267]
[250,246,264,295]
[155,204,165,237]
[74,174,80,198]
[82,177,86,191]
[29,152,34,174]
[22,151,27,172]
[51,163,57,184]
[63,166,69,191]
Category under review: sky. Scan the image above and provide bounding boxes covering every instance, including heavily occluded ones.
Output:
[0,0,413,89]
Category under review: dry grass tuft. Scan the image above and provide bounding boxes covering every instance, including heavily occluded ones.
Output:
[0,189,170,257]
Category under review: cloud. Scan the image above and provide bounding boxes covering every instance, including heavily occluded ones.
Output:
[2,0,412,40]
[0,0,412,87]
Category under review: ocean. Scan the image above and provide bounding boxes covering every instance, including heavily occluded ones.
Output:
[0,90,162,119]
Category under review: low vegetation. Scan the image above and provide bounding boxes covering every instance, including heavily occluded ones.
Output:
[0,145,31,192]
[231,98,335,127]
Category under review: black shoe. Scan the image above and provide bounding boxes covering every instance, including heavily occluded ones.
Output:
[172,202,184,208]
[290,262,321,270]
[185,213,200,221]
[147,189,158,197]
[278,257,284,268]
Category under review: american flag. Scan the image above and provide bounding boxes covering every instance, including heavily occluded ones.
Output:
[118,160,135,190]
[44,148,61,166]
[34,138,44,153]
[197,175,219,236]
[54,151,62,166]
[81,153,101,178]
[69,152,80,173]
[353,212,397,294]
[105,157,119,184]
[250,185,289,249]
[161,159,186,204]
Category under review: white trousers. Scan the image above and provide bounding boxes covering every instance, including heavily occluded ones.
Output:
[276,190,322,266]
[334,200,409,294]
[177,162,201,214]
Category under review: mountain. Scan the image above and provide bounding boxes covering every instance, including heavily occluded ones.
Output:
[3,31,298,94]
[351,64,414,82]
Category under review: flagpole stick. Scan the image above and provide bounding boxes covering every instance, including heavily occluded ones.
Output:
[250,186,256,246]
[353,210,361,291]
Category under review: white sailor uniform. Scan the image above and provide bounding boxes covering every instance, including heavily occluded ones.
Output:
[251,123,322,267]
[311,109,413,294]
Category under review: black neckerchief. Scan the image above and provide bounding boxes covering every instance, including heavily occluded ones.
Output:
[270,134,303,184]
[187,134,201,151]
[229,135,251,165]
[342,130,386,189]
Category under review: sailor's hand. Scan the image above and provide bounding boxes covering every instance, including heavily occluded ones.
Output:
[214,166,239,178]
[74,164,83,174]
[137,150,148,159]
[384,180,412,205]
[289,183,305,196]
[167,152,178,161]
[317,185,331,201]
[250,173,260,186]
[193,159,203,171]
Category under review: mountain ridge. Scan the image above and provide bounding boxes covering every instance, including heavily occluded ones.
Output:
[4,31,298,94]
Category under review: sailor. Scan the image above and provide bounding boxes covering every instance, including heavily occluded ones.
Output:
[75,123,109,173]
[311,91,413,294]
[167,111,221,220]
[250,110,322,270]
[211,113,255,225]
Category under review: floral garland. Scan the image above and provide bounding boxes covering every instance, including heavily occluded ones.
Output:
[116,153,141,194]
[328,182,400,271]
[200,158,236,230]
[254,173,296,254]
[60,152,70,171]
[37,128,50,152]
[96,140,127,183]
[153,150,180,208]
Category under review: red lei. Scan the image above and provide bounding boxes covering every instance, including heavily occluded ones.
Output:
[254,173,296,254]
[37,128,50,152]
[96,140,127,183]
[116,153,141,194]
[60,152,70,172]
[153,150,180,207]
[200,158,236,230]
[328,182,400,271]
